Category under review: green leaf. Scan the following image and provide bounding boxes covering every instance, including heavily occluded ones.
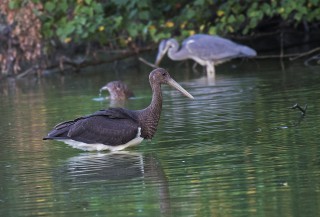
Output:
[238,14,245,23]
[249,18,258,29]
[44,2,55,12]
[64,22,76,35]
[9,1,19,9]
[56,27,66,39]
[208,26,216,35]
[137,0,148,8]
[310,0,319,4]
[294,12,303,21]
[85,0,92,5]
[88,25,96,33]
[58,16,67,25]
[113,16,123,27]
[111,0,129,7]
[93,2,103,13]
[42,22,53,38]
[81,31,88,39]
[262,3,271,16]
[78,17,87,25]
[139,11,149,20]
[128,24,138,37]
[129,9,138,18]
[242,27,249,35]
[228,14,236,23]
[61,1,68,11]
[194,0,205,6]
[186,9,196,19]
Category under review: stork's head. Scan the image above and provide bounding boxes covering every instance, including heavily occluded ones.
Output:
[149,68,194,99]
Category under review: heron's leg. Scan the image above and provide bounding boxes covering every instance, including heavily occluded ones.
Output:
[192,62,198,71]
[191,62,201,74]
[206,62,215,78]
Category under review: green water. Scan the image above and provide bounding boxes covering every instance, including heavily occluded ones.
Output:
[0,59,320,217]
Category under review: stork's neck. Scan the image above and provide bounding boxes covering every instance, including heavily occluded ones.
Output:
[139,82,163,139]
[149,82,163,114]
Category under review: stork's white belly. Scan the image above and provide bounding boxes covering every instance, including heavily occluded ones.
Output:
[58,127,144,152]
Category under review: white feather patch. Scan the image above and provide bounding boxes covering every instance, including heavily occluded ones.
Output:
[58,127,144,151]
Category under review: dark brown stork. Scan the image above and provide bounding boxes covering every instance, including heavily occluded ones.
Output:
[100,80,134,100]
[43,68,194,151]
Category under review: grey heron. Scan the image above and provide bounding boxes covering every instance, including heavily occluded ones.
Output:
[155,34,257,78]
[44,68,194,151]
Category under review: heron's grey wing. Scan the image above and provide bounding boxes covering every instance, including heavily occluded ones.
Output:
[186,35,243,61]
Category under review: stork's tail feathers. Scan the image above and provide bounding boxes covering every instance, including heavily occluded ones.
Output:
[240,46,257,57]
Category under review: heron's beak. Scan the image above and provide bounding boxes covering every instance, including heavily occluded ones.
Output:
[167,78,194,99]
[155,51,165,66]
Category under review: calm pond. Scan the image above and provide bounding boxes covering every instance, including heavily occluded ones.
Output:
[0,58,320,217]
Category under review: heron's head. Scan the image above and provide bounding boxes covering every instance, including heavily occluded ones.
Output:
[155,39,178,66]
[149,68,194,99]
[155,40,169,66]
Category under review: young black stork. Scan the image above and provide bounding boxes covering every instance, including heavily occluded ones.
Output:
[43,68,194,151]
[100,80,134,100]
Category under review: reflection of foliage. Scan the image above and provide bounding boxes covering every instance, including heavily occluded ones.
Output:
[0,0,320,76]
[0,0,42,75]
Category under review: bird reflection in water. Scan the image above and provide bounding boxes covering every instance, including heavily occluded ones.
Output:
[55,152,171,216]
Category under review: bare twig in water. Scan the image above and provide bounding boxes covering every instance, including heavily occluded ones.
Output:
[16,66,35,78]
[253,46,320,60]
[138,57,158,68]
[289,47,320,61]
[291,103,307,116]
[304,53,320,66]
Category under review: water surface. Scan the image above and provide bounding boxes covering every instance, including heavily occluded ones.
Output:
[0,60,320,217]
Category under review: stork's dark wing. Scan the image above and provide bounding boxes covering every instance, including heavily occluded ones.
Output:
[43,108,140,146]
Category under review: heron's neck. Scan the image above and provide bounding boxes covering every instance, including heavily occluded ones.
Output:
[167,39,186,61]
[139,83,162,139]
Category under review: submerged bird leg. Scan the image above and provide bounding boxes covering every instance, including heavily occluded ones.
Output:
[191,62,202,75]
[192,62,198,71]
[291,103,307,116]
[206,62,215,78]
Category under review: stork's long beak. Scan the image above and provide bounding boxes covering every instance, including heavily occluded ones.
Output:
[167,78,194,99]
[100,85,109,91]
